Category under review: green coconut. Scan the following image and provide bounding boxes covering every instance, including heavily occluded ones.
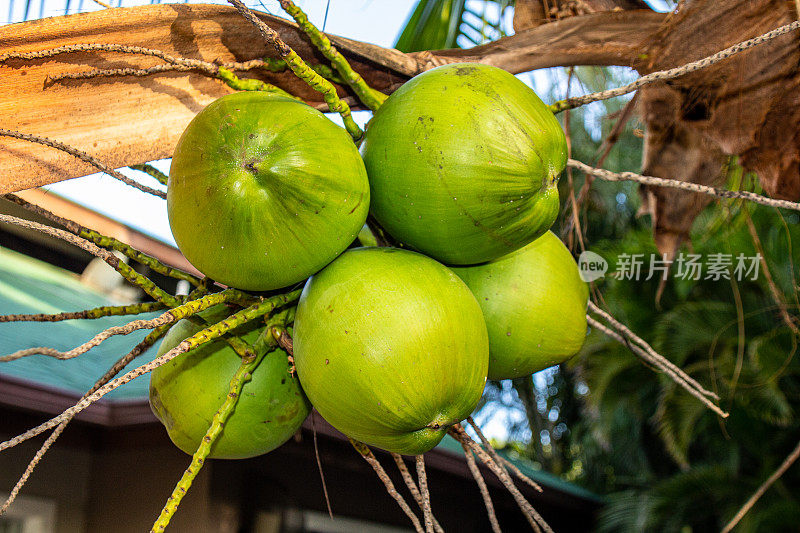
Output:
[452,231,589,379]
[149,305,310,459]
[360,63,566,265]
[168,91,369,291]
[293,247,489,455]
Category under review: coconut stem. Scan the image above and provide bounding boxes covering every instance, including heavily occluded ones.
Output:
[227,0,363,141]
[0,324,172,515]
[151,352,261,532]
[5,193,203,290]
[0,129,164,199]
[216,66,300,99]
[151,312,291,532]
[277,0,387,111]
[461,444,502,533]
[467,417,542,492]
[0,291,299,454]
[129,163,169,186]
[0,301,166,323]
[0,210,183,307]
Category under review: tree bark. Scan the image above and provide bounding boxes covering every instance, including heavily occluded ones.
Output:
[514,0,650,30]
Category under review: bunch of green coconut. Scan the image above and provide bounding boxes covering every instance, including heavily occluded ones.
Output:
[149,63,589,459]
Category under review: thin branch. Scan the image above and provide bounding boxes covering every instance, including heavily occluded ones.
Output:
[561,67,587,253]
[721,438,800,533]
[190,311,261,361]
[52,63,194,82]
[215,66,299,97]
[0,212,182,306]
[586,315,728,417]
[449,425,552,533]
[0,301,165,323]
[572,93,638,214]
[0,213,113,259]
[550,19,800,112]
[415,455,434,533]
[0,44,213,71]
[462,444,502,533]
[48,62,296,99]
[5,193,201,287]
[495,455,544,492]
[588,301,719,400]
[0,291,298,453]
[390,454,444,533]
[567,159,800,212]
[1,315,172,362]
[0,288,253,363]
[0,43,292,78]
[311,412,333,519]
[0,324,170,515]
[467,416,542,492]
[743,208,800,335]
[91,325,174,395]
[349,440,424,533]
[0,129,165,199]
[1,427,61,516]
[226,0,363,140]
[12,44,290,94]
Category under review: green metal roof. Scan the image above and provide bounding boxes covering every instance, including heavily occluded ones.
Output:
[0,246,160,399]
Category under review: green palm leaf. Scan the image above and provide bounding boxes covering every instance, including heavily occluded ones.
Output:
[394,0,510,52]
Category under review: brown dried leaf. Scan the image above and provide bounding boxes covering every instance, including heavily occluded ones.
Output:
[639,0,800,201]
[638,84,729,256]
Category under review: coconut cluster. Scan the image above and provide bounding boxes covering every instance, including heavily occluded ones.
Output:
[150,64,589,459]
